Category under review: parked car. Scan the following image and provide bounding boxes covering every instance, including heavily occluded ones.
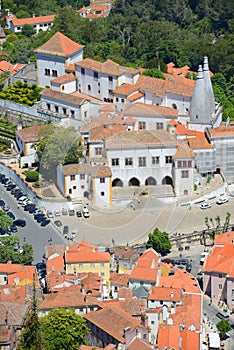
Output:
[63,225,69,235]
[2,204,10,212]
[82,207,89,218]
[7,212,15,220]
[200,202,211,210]
[61,208,68,215]
[46,210,54,218]
[178,246,183,251]
[0,200,5,207]
[68,209,75,216]
[71,230,78,238]
[41,219,50,226]
[185,245,190,250]
[76,210,82,217]
[13,219,26,227]
[10,224,18,233]
[54,210,60,216]
[216,197,229,205]
[6,184,16,191]
[54,220,62,227]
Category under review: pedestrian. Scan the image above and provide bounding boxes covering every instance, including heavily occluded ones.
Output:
[17,204,19,209]
[138,198,140,204]
[23,237,26,243]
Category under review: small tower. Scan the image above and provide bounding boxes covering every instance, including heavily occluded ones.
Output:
[188,57,215,131]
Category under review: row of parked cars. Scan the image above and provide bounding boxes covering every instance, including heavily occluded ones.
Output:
[46,206,90,219]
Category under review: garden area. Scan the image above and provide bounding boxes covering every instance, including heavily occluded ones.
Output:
[0,81,43,106]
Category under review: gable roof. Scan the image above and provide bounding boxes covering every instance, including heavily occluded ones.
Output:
[203,244,234,277]
[83,305,141,343]
[129,248,160,283]
[35,32,84,57]
[148,286,182,302]
[16,124,46,143]
[0,301,29,326]
[41,88,85,107]
[188,136,214,150]
[214,231,234,245]
[173,140,195,159]
[127,337,153,349]
[10,14,55,27]
[65,240,110,264]
[51,73,76,84]
[123,102,178,118]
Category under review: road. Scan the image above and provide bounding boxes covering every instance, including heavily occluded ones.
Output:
[0,185,65,263]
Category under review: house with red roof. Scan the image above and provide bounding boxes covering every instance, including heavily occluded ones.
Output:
[6,14,55,34]
[203,243,234,309]
[35,32,84,87]
[78,5,111,19]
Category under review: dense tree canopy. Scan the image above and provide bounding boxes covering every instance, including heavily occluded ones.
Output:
[0,210,13,231]
[35,125,83,181]
[216,319,232,334]
[0,243,34,264]
[146,227,171,255]
[40,308,89,350]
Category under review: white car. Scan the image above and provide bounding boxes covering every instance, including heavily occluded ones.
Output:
[200,202,211,210]
[46,210,54,218]
[82,207,90,218]
[216,197,229,205]
[54,210,60,216]
[71,230,78,238]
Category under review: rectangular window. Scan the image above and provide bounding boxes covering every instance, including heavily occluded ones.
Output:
[47,103,51,111]
[188,160,192,167]
[81,67,85,75]
[73,186,76,190]
[101,272,105,277]
[79,264,83,269]
[52,70,57,77]
[100,263,104,268]
[181,170,189,178]
[93,71,98,80]
[45,68,50,76]
[80,174,85,180]
[116,97,119,102]
[69,188,72,194]
[108,76,113,82]
[121,98,124,103]
[125,158,133,166]
[71,110,75,118]
[55,105,59,113]
[219,273,223,278]
[183,161,187,167]
[88,85,91,91]
[156,122,163,130]
[90,263,95,268]
[63,108,67,115]
[232,290,234,296]
[165,156,173,164]
[139,157,146,167]
[100,177,105,183]
[219,284,222,289]
[62,85,64,91]
[178,160,182,168]
[139,121,146,130]
[70,175,75,181]
[152,156,159,165]
[109,89,113,95]
[67,264,71,269]
[95,147,102,156]
[112,158,119,166]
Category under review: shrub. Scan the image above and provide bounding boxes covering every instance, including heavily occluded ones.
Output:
[25,170,39,182]
[194,183,198,191]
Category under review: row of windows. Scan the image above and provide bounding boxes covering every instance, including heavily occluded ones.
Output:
[47,104,75,118]
[70,174,105,184]
[178,160,192,168]
[81,67,113,83]
[139,122,163,130]
[16,23,52,30]
[111,156,172,167]
[44,69,57,77]
[67,263,105,269]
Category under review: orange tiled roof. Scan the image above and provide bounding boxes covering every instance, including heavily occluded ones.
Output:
[127,337,153,349]
[110,273,129,286]
[71,91,103,103]
[129,248,159,282]
[106,129,176,149]
[175,123,187,134]
[158,324,180,349]
[11,14,55,26]
[127,91,144,101]
[7,266,39,287]
[174,140,194,159]
[118,288,133,300]
[76,58,139,76]
[83,305,141,343]
[16,124,46,143]
[207,126,234,138]
[203,244,234,277]
[0,284,28,303]
[46,253,65,275]
[51,73,75,84]
[188,136,213,150]
[0,60,25,74]
[113,83,139,96]
[0,262,22,274]
[65,240,110,264]
[149,286,182,302]
[181,329,200,350]
[214,231,234,245]
[89,124,126,142]
[35,31,84,57]
[41,89,85,106]
[124,102,178,118]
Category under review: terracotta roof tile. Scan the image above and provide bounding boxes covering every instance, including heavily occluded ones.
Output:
[65,241,110,264]
[7,266,39,287]
[111,246,139,260]
[41,88,85,107]
[71,91,103,103]
[11,14,55,26]
[203,244,234,277]
[62,163,92,176]
[188,136,213,150]
[16,125,46,143]
[39,289,93,309]
[113,83,139,96]
[157,324,180,349]
[123,102,178,118]
[174,140,194,159]
[171,293,201,330]
[110,273,129,286]
[214,231,234,245]
[106,129,176,149]
[83,305,141,343]
[181,329,200,350]
[35,31,84,57]
[118,288,133,300]
[0,61,25,74]
[127,337,153,349]
[92,164,112,177]
[149,286,182,302]
[0,301,29,326]
[47,253,65,275]
[127,92,144,101]
[51,73,76,84]
[207,126,234,138]
[76,59,139,76]
[89,124,126,141]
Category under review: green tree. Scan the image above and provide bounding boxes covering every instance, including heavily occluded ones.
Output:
[0,210,13,231]
[216,319,232,334]
[143,68,165,80]
[17,276,42,350]
[21,24,36,37]
[20,244,34,265]
[40,308,89,350]
[36,125,83,181]
[146,227,171,255]
[25,170,39,182]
